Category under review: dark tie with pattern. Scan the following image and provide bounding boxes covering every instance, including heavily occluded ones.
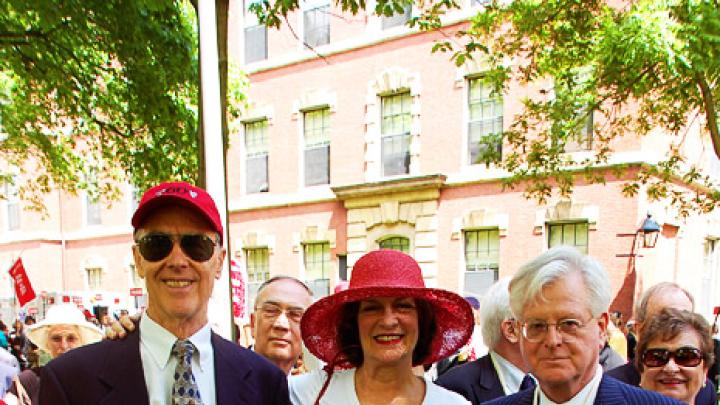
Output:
[519,374,536,391]
[171,339,204,405]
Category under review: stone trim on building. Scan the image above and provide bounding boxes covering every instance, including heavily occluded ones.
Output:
[451,208,509,240]
[533,199,599,234]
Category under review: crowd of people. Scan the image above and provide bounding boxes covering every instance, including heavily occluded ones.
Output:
[1,181,718,404]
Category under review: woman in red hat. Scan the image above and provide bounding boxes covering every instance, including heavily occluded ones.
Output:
[290,249,474,404]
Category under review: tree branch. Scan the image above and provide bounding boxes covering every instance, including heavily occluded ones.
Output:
[694,72,720,158]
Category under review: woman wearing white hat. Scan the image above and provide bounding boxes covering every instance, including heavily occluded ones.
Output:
[7,304,102,404]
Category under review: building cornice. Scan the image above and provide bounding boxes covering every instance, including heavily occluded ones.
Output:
[332,174,446,208]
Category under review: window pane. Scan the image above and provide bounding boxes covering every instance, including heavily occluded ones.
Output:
[468,77,503,164]
[464,229,499,271]
[381,4,411,29]
[245,25,267,63]
[304,5,330,47]
[245,121,269,193]
[87,268,102,290]
[304,242,330,280]
[86,195,102,225]
[381,93,411,176]
[379,237,409,253]
[305,146,330,186]
[548,222,588,254]
[246,248,270,283]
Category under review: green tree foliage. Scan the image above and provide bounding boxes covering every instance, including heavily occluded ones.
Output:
[254,0,720,214]
[0,0,199,211]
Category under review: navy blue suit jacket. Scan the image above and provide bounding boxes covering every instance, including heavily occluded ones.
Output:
[606,362,717,405]
[39,326,289,405]
[435,353,505,404]
[482,375,684,405]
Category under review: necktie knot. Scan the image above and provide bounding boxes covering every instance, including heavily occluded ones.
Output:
[173,339,196,363]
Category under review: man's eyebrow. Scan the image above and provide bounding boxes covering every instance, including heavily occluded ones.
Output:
[260,300,306,310]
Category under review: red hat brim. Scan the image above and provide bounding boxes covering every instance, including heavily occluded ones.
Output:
[301,285,474,370]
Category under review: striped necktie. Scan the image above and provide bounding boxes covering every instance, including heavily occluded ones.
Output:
[171,339,204,405]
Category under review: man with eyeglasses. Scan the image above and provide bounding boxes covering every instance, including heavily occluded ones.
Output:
[485,246,681,405]
[250,276,313,375]
[606,282,717,405]
[436,278,533,404]
[39,181,289,405]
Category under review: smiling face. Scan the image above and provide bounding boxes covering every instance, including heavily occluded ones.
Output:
[251,278,313,374]
[357,296,419,368]
[518,271,607,403]
[133,205,225,337]
[639,330,708,404]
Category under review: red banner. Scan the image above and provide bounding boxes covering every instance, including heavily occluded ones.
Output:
[229,260,246,319]
[8,258,36,307]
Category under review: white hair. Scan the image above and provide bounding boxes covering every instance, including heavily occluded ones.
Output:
[509,246,611,320]
[480,277,513,349]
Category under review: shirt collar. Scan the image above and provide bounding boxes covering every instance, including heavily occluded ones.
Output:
[536,365,602,405]
[490,350,526,393]
[140,313,213,372]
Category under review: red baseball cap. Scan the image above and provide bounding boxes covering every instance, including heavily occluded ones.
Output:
[131,181,224,245]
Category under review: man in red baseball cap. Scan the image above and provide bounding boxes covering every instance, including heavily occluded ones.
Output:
[40,181,289,405]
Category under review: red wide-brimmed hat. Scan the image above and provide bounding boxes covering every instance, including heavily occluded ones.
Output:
[301,249,473,369]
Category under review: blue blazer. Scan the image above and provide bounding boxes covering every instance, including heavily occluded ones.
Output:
[39,326,289,405]
[606,362,717,405]
[481,375,684,405]
[435,354,505,404]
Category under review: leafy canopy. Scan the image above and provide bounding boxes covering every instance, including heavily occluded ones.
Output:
[0,0,199,211]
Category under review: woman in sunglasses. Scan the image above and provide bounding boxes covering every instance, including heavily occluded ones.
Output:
[637,308,715,404]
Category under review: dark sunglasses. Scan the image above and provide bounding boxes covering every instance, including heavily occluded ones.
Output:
[641,347,704,368]
[136,233,218,262]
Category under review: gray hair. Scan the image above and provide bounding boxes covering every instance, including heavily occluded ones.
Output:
[633,282,694,324]
[480,278,513,349]
[253,275,313,307]
[509,246,611,320]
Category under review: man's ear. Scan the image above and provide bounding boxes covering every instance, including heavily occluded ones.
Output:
[132,245,145,278]
[502,319,520,343]
[250,313,257,339]
[597,312,609,347]
[214,248,226,280]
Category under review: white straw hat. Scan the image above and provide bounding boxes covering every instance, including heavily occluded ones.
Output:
[26,303,103,353]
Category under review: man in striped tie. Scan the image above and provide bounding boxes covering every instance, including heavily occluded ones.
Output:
[39,182,289,405]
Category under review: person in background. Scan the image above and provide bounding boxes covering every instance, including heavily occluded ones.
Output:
[485,246,681,405]
[708,323,719,394]
[38,181,289,405]
[9,303,103,404]
[435,296,486,377]
[606,282,717,405]
[607,313,628,360]
[599,332,626,372]
[289,249,473,404]
[251,276,314,375]
[0,322,9,350]
[625,320,638,362]
[436,278,532,404]
[637,308,714,404]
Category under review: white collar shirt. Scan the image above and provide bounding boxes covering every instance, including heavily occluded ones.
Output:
[489,351,526,395]
[534,365,602,405]
[140,313,216,405]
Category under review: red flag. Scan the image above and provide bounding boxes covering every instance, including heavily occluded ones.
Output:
[8,258,36,307]
[229,260,246,319]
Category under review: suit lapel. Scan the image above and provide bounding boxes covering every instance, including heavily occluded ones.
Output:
[470,355,505,403]
[212,332,256,404]
[98,330,150,405]
[593,375,625,405]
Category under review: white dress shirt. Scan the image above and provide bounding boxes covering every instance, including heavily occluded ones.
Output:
[140,314,216,405]
[534,365,602,405]
[490,351,526,395]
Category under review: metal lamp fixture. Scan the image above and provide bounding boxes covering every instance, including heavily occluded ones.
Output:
[638,214,661,248]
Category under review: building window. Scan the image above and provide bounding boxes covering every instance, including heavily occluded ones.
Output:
[381,4,411,29]
[468,77,503,165]
[304,0,330,47]
[244,0,267,62]
[86,267,103,290]
[86,194,102,225]
[564,110,593,152]
[245,247,270,306]
[4,179,20,231]
[245,120,269,193]
[303,108,330,186]
[379,236,410,253]
[547,222,588,254]
[464,229,500,297]
[381,92,411,176]
[304,242,330,297]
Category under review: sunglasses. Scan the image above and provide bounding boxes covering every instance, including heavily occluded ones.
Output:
[641,347,704,368]
[136,232,218,262]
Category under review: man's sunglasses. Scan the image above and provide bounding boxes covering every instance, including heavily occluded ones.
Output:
[641,347,704,368]
[136,233,218,262]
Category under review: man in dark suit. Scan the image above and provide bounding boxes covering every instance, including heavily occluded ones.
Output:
[40,182,289,404]
[436,278,532,404]
[484,247,682,405]
[606,282,717,405]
